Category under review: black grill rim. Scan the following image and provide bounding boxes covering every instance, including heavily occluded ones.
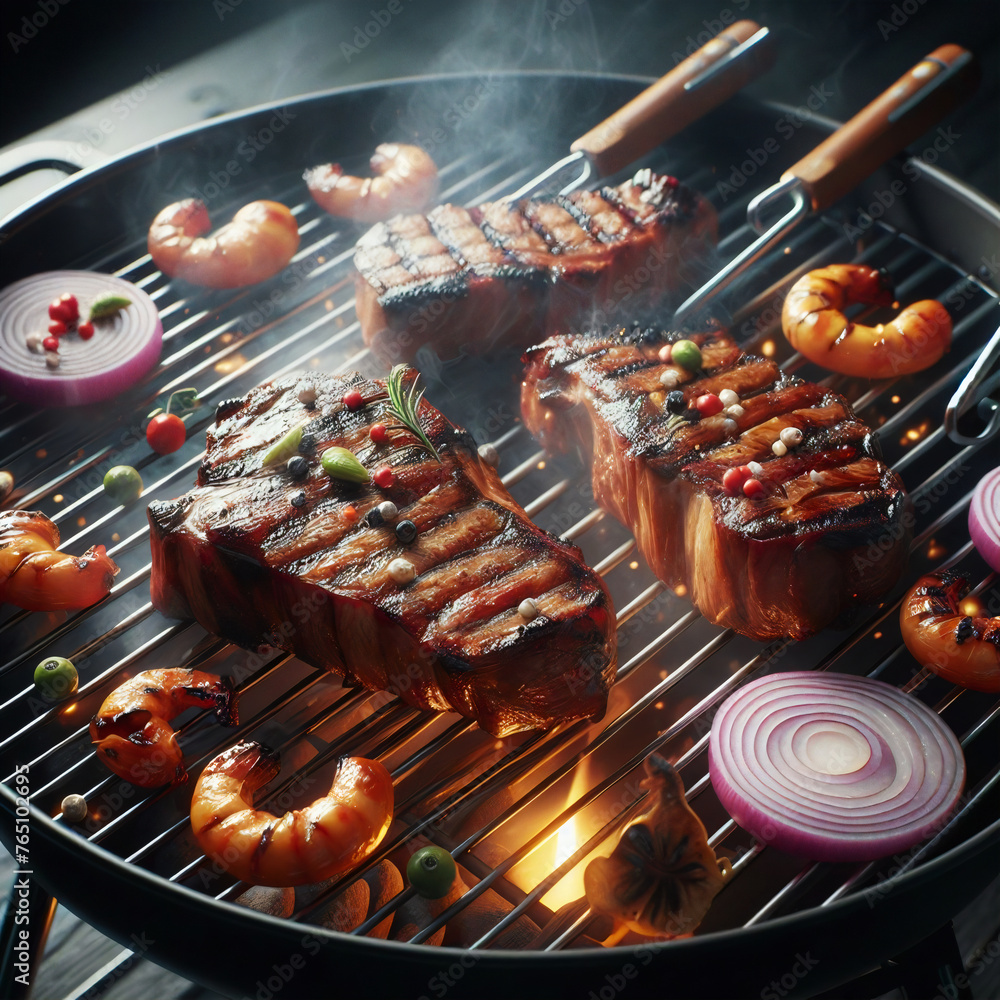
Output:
[1,71,999,1000]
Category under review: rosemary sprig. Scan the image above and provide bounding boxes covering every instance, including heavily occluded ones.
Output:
[386,364,441,463]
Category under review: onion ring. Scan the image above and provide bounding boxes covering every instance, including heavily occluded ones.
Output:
[709,672,965,862]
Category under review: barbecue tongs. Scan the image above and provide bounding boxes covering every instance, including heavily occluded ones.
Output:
[672,43,979,327]
[508,19,775,201]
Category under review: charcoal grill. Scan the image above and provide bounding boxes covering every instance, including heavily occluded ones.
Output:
[1,73,998,1000]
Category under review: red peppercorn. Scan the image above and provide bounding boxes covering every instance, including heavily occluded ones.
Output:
[42,335,59,352]
[77,321,95,340]
[369,422,387,444]
[743,477,765,499]
[48,320,68,336]
[343,504,359,524]
[722,466,750,494]
[695,393,724,417]
[49,299,71,323]
[342,389,364,410]
[373,465,394,488]
[59,293,79,322]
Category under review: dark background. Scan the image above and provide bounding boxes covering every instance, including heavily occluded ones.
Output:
[1,0,998,207]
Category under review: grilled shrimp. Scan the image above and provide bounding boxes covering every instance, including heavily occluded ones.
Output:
[304,143,438,222]
[148,198,300,288]
[190,740,394,886]
[90,668,238,788]
[781,264,951,378]
[0,509,118,611]
[901,571,1000,693]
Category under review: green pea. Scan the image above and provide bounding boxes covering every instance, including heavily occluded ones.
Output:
[103,465,143,504]
[406,846,457,899]
[671,339,702,371]
[34,657,79,701]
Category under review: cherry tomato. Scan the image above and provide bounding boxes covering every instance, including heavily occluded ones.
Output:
[406,846,457,899]
[77,321,95,340]
[34,656,79,701]
[147,413,186,454]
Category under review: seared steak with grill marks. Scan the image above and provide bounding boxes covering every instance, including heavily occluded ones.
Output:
[354,170,716,366]
[148,371,617,738]
[521,325,909,641]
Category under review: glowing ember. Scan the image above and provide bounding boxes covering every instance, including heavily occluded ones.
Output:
[761,340,776,357]
[213,353,248,374]
[53,494,63,503]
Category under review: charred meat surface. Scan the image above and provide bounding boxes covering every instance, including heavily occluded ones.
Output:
[148,371,617,737]
[354,170,717,366]
[521,325,910,641]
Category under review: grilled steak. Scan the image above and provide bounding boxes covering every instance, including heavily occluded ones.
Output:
[521,325,910,641]
[354,170,716,366]
[148,371,617,737]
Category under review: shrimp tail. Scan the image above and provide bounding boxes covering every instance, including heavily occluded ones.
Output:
[782,264,951,378]
[90,668,239,787]
[901,571,1000,693]
[1,510,118,611]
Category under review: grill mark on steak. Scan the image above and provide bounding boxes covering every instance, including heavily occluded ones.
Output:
[521,324,910,641]
[149,371,617,737]
[354,169,717,366]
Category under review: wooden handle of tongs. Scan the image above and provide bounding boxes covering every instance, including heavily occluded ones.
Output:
[571,19,775,177]
[783,44,979,212]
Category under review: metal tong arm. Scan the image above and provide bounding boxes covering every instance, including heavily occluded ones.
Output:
[673,43,978,327]
[508,20,775,201]
[945,326,1000,445]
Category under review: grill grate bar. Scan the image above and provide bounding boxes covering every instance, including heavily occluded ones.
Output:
[2,108,998,983]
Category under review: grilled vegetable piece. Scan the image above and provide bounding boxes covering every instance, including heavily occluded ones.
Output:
[148,371,617,737]
[521,324,910,641]
[354,169,717,366]
[584,754,731,938]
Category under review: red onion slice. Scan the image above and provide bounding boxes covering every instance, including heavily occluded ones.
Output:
[0,271,162,407]
[969,467,1000,572]
[709,672,965,862]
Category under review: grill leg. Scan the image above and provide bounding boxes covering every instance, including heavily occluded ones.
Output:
[888,921,972,1000]
[0,878,57,1000]
[809,922,971,1000]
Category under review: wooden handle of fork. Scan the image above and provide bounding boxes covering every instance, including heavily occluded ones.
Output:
[783,44,978,212]
[571,20,776,177]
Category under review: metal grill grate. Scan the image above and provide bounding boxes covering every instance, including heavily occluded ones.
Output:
[2,110,999,997]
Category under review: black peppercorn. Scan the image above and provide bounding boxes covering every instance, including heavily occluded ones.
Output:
[291,491,307,508]
[286,455,308,478]
[366,507,384,528]
[395,519,418,544]
[665,390,686,414]
[298,433,316,453]
[955,616,975,644]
